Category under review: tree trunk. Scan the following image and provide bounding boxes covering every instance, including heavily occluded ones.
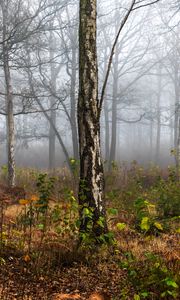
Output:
[170,117,174,149]
[2,1,15,187]
[174,68,180,176]
[102,49,110,164]
[70,46,79,160]
[26,66,72,171]
[108,53,118,171]
[49,32,57,170]
[78,0,108,237]
[177,117,180,179]
[49,97,56,169]
[104,96,110,162]
[155,66,162,164]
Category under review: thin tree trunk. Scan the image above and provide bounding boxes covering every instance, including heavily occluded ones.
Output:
[174,73,180,175]
[155,66,162,164]
[108,55,118,171]
[2,1,15,187]
[26,66,72,171]
[49,96,56,169]
[102,49,110,164]
[78,0,108,237]
[49,32,56,170]
[170,117,174,149]
[177,118,180,179]
[150,120,153,161]
[70,46,79,160]
[104,96,110,162]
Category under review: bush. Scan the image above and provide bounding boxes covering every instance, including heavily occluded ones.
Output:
[156,179,180,218]
[118,252,179,299]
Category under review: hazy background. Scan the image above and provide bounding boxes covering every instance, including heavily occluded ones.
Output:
[0,0,179,169]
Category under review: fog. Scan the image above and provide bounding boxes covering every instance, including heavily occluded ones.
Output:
[0,0,179,169]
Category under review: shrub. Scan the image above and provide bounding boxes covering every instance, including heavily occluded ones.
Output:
[118,252,179,299]
[156,179,180,218]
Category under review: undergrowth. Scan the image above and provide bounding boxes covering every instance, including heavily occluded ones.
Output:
[0,163,179,299]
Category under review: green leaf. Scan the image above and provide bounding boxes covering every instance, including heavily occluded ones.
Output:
[116,222,126,231]
[154,222,163,231]
[134,198,145,209]
[134,294,140,300]
[165,279,178,288]
[107,208,118,215]
[0,258,6,265]
[97,216,105,228]
[37,223,44,230]
[103,231,115,243]
[167,290,178,298]
[83,208,90,216]
[129,270,137,277]
[75,219,81,228]
[140,217,150,231]
[146,202,155,208]
[141,291,149,298]
[160,291,167,298]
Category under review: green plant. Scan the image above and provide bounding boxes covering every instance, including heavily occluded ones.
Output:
[156,179,180,218]
[118,251,179,299]
[1,165,8,184]
[36,173,55,213]
[134,198,163,235]
[51,188,79,238]
[69,158,79,178]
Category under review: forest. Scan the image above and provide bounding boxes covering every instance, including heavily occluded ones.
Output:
[0,0,179,299]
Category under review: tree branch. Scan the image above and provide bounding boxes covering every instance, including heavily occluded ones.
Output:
[99,0,136,116]
[99,0,161,117]
[133,0,160,10]
[117,113,145,123]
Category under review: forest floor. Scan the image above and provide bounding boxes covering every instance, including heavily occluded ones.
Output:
[0,165,179,299]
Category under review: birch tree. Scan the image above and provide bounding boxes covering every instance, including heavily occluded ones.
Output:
[78,0,161,239]
[78,0,108,237]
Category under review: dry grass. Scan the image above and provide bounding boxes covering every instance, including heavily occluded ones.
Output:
[4,204,23,222]
[52,292,109,300]
[52,294,81,300]
[0,166,179,299]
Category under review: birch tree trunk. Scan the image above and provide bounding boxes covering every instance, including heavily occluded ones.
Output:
[78,0,108,237]
[1,1,16,187]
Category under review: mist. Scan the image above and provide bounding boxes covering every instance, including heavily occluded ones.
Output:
[0,0,179,170]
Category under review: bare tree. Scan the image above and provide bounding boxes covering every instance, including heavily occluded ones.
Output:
[1,0,16,187]
[155,65,162,163]
[0,0,68,184]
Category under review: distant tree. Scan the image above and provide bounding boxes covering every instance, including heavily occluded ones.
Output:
[0,0,16,187]
[156,12,180,174]
[0,0,67,185]
[58,5,79,160]
[155,64,162,164]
